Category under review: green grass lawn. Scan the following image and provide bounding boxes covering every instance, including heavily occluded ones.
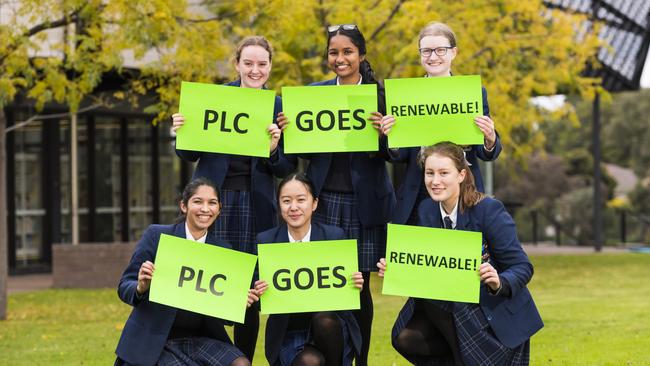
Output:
[1,253,649,365]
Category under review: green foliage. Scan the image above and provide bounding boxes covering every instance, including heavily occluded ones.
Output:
[3,254,650,364]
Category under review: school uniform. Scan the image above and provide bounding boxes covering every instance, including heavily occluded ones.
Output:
[175,80,297,254]
[392,197,543,366]
[391,88,502,225]
[115,222,243,366]
[257,222,362,366]
[301,77,396,272]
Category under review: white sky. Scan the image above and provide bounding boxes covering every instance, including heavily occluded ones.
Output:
[641,48,650,88]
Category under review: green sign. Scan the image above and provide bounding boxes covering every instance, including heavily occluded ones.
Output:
[385,75,484,147]
[382,224,482,303]
[149,234,257,323]
[177,81,276,157]
[281,84,379,153]
[257,239,360,314]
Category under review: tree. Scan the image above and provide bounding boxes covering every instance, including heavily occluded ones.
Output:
[0,0,198,320]
[1,0,602,319]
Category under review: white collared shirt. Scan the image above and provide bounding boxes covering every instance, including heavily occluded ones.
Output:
[336,74,363,85]
[288,225,312,243]
[185,222,207,243]
[439,199,459,229]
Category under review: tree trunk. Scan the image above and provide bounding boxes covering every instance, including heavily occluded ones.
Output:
[0,107,8,320]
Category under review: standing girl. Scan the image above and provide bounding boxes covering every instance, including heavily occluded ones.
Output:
[378,142,543,365]
[278,24,395,365]
[171,36,296,361]
[386,22,502,225]
[115,178,257,366]
[253,173,364,366]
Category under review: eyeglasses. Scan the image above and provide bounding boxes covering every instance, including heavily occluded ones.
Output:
[328,24,358,33]
[419,46,455,57]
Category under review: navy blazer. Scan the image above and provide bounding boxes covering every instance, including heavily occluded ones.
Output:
[257,222,362,365]
[391,87,502,224]
[399,197,543,349]
[115,222,233,366]
[300,78,396,228]
[175,80,297,232]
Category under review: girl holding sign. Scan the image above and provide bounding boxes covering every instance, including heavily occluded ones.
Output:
[277,24,394,366]
[377,142,542,365]
[252,173,364,366]
[385,22,502,225]
[171,36,295,360]
[115,178,259,366]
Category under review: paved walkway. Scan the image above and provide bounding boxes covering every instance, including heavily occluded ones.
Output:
[6,243,646,294]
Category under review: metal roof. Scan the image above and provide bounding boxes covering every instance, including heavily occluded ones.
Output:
[544,0,650,91]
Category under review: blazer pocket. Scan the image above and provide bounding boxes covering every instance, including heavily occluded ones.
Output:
[505,291,532,314]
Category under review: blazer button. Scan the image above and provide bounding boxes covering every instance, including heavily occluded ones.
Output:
[487,315,492,321]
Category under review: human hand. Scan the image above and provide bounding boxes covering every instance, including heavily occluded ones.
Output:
[137,260,155,295]
[171,113,185,135]
[474,115,496,149]
[268,123,282,153]
[376,258,387,277]
[479,262,500,291]
[351,271,364,289]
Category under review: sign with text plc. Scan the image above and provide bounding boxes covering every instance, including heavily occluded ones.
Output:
[281,84,379,153]
[149,234,257,323]
[385,75,484,147]
[382,224,482,303]
[177,81,276,157]
[257,239,360,314]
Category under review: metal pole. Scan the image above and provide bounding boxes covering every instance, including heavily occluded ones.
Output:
[593,92,603,251]
[71,113,79,245]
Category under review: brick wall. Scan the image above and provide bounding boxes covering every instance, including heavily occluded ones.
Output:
[53,242,136,288]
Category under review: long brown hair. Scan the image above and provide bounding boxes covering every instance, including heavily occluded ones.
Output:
[418,142,485,212]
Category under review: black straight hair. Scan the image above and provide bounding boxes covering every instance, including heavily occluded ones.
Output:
[327,27,379,85]
[277,172,318,201]
[175,177,220,223]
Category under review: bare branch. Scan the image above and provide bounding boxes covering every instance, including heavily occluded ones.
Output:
[5,102,106,133]
[369,0,407,41]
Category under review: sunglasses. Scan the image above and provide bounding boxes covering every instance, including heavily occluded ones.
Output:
[328,24,358,33]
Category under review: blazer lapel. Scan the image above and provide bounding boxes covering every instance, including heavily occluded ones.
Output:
[273,224,290,243]
[456,207,471,231]
[172,221,186,238]
[310,223,326,241]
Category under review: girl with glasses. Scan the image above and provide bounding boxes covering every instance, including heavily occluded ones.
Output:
[277,24,395,366]
[170,36,296,362]
[377,142,543,365]
[385,22,503,226]
[252,173,364,366]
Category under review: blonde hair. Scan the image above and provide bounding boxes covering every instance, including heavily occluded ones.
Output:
[234,36,273,63]
[418,142,485,212]
[418,22,457,47]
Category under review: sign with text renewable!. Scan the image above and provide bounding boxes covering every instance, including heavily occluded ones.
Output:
[385,75,484,147]
[149,234,257,323]
[382,224,482,303]
[257,239,360,314]
[281,84,379,153]
[177,81,276,157]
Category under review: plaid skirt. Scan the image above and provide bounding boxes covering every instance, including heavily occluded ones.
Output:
[313,191,386,272]
[393,299,530,366]
[278,313,356,366]
[213,189,270,254]
[114,337,243,366]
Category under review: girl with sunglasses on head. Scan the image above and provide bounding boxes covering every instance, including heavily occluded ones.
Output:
[170,36,296,362]
[385,22,502,226]
[377,142,542,366]
[115,178,260,366]
[251,173,364,366]
[277,24,395,366]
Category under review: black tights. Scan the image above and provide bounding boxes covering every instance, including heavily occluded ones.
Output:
[291,312,343,366]
[354,271,373,366]
[393,302,463,366]
[234,304,259,361]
